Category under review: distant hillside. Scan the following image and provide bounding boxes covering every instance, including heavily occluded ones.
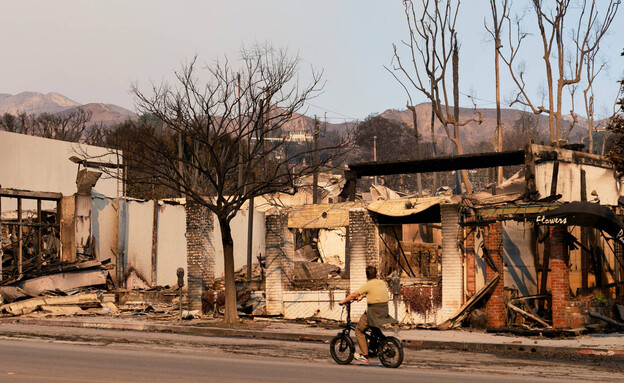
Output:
[0,92,80,114]
[277,103,598,151]
[280,111,355,135]
[0,91,599,147]
[379,103,595,149]
[0,92,136,127]
[58,103,137,127]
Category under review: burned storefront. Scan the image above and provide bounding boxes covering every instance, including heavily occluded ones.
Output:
[318,143,624,330]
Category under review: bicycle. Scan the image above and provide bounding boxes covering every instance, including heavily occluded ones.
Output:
[330,301,404,368]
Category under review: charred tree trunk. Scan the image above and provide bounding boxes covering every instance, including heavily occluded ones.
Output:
[219,217,239,324]
[452,39,471,194]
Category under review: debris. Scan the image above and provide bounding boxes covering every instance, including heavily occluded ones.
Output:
[0,286,33,302]
[293,261,340,280]
[468,309,487,330]
[0,293,100,316]
[437,273,500,330]
[16,267,107,297]
[589,311,624,328]
[507,302,551,328]
[294,245,318,262]
[616,304,624,322]
[100,301,119,314]
[181,310,200,320]
[40,305,84,316]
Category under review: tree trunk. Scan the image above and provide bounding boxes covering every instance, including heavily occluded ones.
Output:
[431,105,439,193]
[586,95,594,154]
[452,40,471,194]
[219,217,239,324]
[408,105,423,196]
[495,37,503,185]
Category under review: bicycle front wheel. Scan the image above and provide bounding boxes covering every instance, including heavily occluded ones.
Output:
[330,334,354,365]
[378,337,403,368]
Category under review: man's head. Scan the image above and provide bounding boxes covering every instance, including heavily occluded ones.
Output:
[365,266,377,280]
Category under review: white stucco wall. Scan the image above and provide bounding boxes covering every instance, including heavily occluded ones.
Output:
[0,131,120,210]
[155,202,187,287]
[535,162,621,205]
[121,199,154,287]
[91,194,118,264]
[318,228,346,269]
[212,208,266,278]
[502,221,538,296]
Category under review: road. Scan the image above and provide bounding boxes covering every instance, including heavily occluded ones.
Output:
[0,323,622,382]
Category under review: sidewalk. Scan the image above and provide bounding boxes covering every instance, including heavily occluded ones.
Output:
[2,315,623,358]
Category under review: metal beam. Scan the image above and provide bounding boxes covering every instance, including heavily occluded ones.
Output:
[347,150,526,178]
[0,188,63,200]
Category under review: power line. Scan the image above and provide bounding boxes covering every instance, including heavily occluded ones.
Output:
[459,91,497,106]
[304,102,357,120]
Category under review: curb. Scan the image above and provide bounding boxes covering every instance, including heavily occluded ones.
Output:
[402,339,624,358]
[3,318,623,359]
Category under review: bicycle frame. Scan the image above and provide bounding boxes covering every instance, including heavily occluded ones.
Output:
[338,302,384,353]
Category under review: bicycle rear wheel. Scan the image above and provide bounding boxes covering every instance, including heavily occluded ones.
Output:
[378,337,403,368]
[330,334,354,365]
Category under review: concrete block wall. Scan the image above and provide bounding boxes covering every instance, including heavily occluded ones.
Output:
[264,213,295,315]
[185,202,215,311]
[283,290,346,320]
[485,222,506,328]
[440,205,463,320]
[348,208,379,318]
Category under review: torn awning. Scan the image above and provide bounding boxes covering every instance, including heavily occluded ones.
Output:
[535,201,624,244]
[367,196,452,217]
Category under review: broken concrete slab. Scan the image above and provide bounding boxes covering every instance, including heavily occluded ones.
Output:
[100,302,119,314]
[15,268,107,296]
[0,293,100,316]
[0,286,34,303]
[40,305,84,316]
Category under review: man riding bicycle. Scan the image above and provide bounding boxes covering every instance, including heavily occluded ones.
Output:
[339,266,396,362]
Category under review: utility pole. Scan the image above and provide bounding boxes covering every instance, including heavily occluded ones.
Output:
[239,74,253,282]
[373,135,377,186]
[237,74,244,190]
[313,116,319,204]
[264,87,270,180]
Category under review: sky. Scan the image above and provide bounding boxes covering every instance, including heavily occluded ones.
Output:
[0,1,622,123]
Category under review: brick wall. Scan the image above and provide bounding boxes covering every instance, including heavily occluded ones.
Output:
[550,225,570,329]
[348,208,379,318]
[440,205,463,319]
[485,222,506,328]
[465,226,476,297]
[185,202,215,311]
[265,213,295,315]
[564,300,610,328]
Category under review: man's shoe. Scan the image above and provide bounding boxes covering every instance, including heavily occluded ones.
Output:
[354,353,369,362]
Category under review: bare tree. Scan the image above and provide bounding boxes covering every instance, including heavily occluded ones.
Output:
[33,109,93,142]
[388,0,483,193]
[605,50,624,173]
[582,45,606,153]
[501,0,619,146]
[0,109,93,142]
[0,113,28,134]
[102,45,349,324]
[485,0,510,185]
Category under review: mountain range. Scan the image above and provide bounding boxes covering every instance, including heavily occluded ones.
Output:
[0,92,136,126]
[0,91,596,147]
